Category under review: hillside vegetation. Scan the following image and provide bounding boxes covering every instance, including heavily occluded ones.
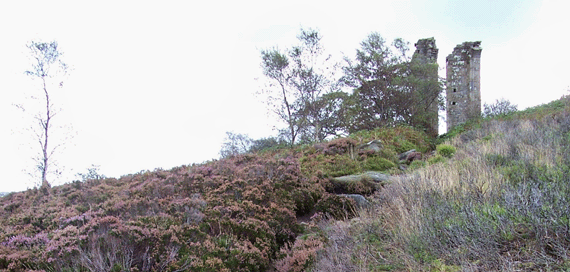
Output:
[0,123,431,271]
[2,95,569,271]
[312,95,570,271]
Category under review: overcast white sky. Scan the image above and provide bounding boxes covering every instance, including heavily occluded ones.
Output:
[1,0,568,192]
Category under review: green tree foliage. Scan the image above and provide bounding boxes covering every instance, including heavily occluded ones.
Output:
[483,98,518,118]
[219,131,253,158]
[289,29,341,142]
[311,91,352,138]
[341,33,443,134]
[260,28,341,145]
[408,46,442,137]
[249,136,284,153]
[76,164,106,181]
[260,48,301,145]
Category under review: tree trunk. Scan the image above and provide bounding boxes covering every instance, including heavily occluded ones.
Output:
[41,77,51,188]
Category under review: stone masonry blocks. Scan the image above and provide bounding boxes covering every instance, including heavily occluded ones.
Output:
[412,37,439,137]
[446,41,482,131]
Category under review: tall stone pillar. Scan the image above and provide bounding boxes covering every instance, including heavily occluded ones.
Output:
[446,41,482,131]
[412,37,439,137]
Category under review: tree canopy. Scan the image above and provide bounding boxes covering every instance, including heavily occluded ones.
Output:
[341,33,443,135]
[260,28,341,145]
[259,30,444,144]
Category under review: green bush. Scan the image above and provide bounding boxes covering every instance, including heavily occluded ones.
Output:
[428,155,446,165]
[436,144,456,158]
[301,154,361,178]
[395,139,417,154]
[327,155,361,177]
[364,157,396,171]
[408,160,427,171]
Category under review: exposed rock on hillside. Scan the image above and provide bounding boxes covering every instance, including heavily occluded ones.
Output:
[339,194,370,208]
[398,149,422,163]
[358,140,383,153]
[330,171,390,195]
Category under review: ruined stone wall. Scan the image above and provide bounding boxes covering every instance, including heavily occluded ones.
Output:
[412,37,439,137]
[446,41,482,131]
[413,37,438,63]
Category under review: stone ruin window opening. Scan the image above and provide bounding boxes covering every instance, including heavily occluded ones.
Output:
[451,101,456,105]
[453,88,457,92]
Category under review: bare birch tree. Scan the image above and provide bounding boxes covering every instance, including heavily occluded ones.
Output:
[23,41,70,188]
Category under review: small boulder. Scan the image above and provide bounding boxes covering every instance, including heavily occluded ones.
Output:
[339,194,370,208]
[358,140,383,153]
[398,149,416,161]
[405,151,422,163]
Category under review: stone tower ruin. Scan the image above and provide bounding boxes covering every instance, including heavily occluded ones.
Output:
[412,37,439,137]
[446,41,482,131]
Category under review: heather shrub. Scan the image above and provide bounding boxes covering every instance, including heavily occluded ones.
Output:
[274,234,325,272]
[0,151,314,271]
[300,153,359,178]
[326,176,378,196]
[290,189,321,216]
[315,194,357,220]
[316,138,358,156]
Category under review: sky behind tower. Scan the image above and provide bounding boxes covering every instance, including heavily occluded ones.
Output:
[1,0,568,192]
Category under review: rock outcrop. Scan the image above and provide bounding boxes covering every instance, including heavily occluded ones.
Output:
[398,149,422,163]
[330,171,390,195]
[339,194,370,208]
[332,171,390,184]
[358,140,383,153]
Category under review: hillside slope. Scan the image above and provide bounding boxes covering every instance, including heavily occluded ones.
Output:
[0,124,431,271]
[312,95,570,271]
[4,96,568,272]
